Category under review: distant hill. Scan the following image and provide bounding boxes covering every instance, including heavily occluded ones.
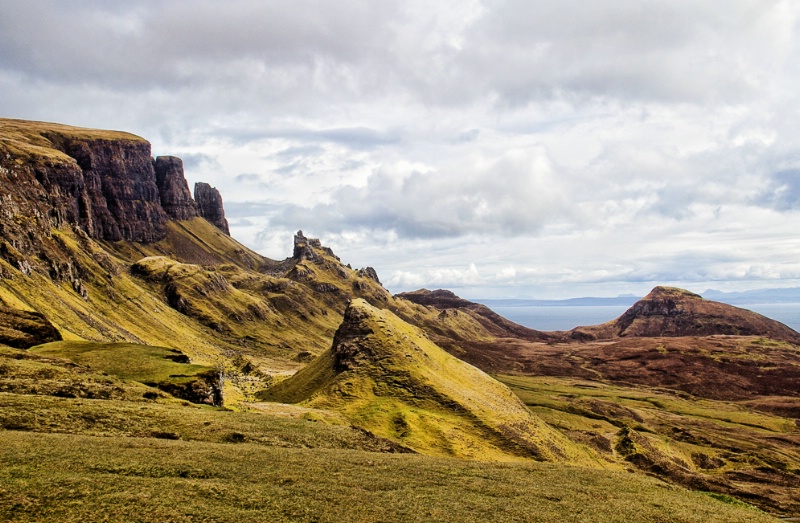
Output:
[702,287,800,304]
[570,286,800,343]
[475,295,641,307]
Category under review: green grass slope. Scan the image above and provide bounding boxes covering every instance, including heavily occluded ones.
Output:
[262,299,593,463]
[0,431,777,523]
[30,341,222,405]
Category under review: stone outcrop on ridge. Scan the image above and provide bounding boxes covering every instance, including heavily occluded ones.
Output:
[194,182,230,235]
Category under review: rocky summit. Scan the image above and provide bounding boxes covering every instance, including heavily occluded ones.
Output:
[154,156,198,221]
[194,182,230,235]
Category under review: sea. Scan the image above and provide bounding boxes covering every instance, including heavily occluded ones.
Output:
[480,303,800,332]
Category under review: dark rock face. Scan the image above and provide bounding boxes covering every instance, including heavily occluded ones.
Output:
[155,156,198,220]
[194,182,230,235]
[53,137,169,243]
[0,306,62,349]
[1,121,229,250]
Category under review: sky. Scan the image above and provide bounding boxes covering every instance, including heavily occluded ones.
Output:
[2,0,800,299]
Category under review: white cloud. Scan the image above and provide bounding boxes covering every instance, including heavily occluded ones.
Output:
[387,263,482,290]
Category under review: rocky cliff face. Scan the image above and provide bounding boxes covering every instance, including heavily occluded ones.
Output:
[194,182,230,235]
[0,119,229,280]
[155,156,198,221]
[44,132,169,243]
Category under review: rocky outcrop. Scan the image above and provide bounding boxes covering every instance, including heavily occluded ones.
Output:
[570,286,800,343]
[50,135,169,243]
[194,182,229,235]
[155,156,198,220]
[261,298,580,462]
[356,267,381,285]
[0,306,62,349]
[292,230,320,260]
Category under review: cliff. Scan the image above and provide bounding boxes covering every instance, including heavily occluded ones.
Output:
[194,182,230,235]
[155,156,198,221]
[0,118,227,277]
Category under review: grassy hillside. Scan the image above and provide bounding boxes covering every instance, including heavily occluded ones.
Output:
[264,299,600,463]
[0,431,776,523]
[30,341,221,405]
[2,343,775,522]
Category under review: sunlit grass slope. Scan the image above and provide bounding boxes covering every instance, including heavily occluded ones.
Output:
[0,118,145,163]
[262,299,596,463]
[0,430,777,523]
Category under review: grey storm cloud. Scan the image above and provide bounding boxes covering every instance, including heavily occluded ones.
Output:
[2,0,789,111]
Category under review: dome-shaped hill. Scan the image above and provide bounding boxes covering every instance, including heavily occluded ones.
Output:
[261,299,589,463]
[571,286,800,342]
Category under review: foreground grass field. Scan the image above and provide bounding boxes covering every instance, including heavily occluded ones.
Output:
[0,343,790,520]
[0,430,775,523]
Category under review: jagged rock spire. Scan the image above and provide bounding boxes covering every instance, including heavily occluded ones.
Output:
[194,182,230,235]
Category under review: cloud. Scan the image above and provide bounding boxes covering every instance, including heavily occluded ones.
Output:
[269,145,574,238]
[755,169,800,211]
[178,153,219,172]
[387,263,482,290]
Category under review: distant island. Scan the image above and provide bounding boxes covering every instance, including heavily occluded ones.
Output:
[476,287,800,307]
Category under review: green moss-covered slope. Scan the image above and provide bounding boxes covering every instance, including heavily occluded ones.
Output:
[263,299,594,463]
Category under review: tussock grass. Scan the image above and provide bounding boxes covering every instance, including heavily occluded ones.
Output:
[0,430,777,523]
